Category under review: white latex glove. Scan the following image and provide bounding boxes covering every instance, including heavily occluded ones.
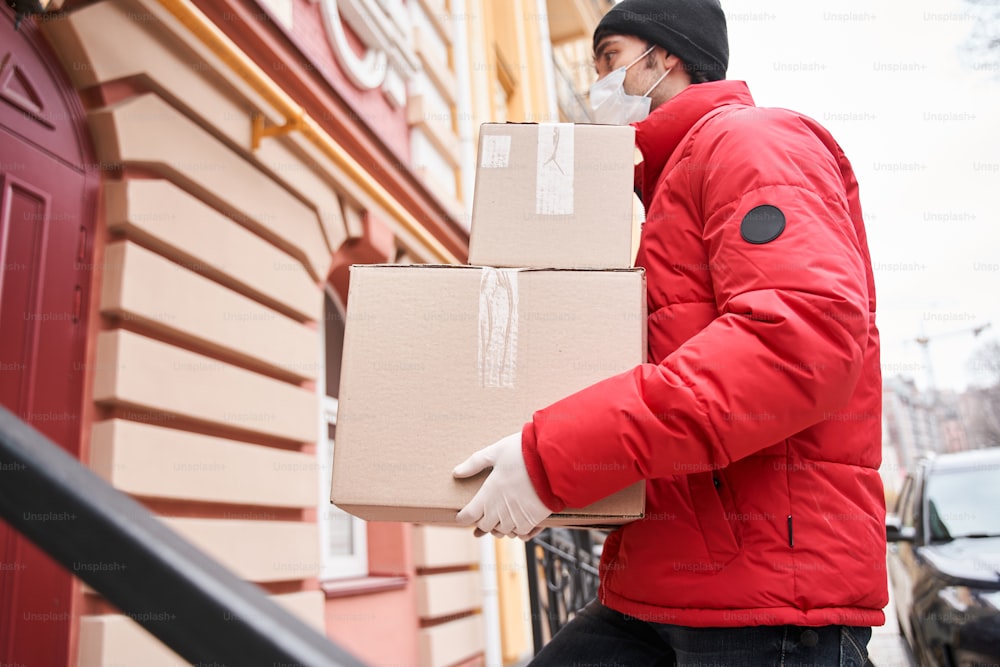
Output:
[453,432,552,539]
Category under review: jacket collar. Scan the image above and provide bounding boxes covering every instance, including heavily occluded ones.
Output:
[633,80,755,202]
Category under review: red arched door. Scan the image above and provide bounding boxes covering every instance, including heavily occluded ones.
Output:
[0,6,98,665]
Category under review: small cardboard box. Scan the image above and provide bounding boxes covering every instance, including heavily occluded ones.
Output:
[468,123,637,270]
[331,264,646,527]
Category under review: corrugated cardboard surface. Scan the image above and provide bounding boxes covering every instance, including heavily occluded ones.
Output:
[469,123,636,270]
[331,265,646,527]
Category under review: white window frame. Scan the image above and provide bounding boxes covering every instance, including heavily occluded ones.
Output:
[317,287,368,580]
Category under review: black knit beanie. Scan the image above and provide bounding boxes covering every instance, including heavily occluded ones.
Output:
[593,0,729,82]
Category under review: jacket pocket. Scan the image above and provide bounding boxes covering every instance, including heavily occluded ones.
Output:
[688,471,741,567]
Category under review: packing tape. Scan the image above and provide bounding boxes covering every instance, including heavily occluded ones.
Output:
[478,268,519,388]
[536,123,574,215]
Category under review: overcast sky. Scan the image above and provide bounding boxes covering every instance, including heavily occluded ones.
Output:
[714,0,1000,393]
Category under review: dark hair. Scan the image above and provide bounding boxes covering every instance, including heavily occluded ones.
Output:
[686,66,712,84]
[642,41,711,84]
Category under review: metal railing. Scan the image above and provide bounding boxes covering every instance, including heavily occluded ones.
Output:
[0,405,368,666]
[524,528,603,654]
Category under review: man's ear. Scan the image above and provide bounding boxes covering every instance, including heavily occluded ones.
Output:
[661,50,682,71]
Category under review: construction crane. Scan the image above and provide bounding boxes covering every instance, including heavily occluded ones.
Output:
[914,321,992,394]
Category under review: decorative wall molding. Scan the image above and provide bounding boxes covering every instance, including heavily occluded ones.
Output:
[318,0,418,106]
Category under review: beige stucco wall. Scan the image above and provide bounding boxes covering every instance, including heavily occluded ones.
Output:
[33,0,618,663]
[40,0,483,664]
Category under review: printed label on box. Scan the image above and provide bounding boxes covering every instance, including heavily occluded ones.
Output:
[480,135,511,169]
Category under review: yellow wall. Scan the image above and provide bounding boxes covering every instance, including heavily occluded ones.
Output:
[458,1,603,662]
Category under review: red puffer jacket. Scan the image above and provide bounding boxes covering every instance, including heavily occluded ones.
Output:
[522,80,887,627]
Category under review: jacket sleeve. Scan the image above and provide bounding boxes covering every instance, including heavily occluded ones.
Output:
[523,110,871,510]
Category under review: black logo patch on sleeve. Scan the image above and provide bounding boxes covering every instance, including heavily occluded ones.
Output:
[740,205,786,244]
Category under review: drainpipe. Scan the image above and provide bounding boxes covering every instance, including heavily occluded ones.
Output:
[479,538,504,667]
[451,9,503,664]
[535,0,559,122]
[154,0,460,265]
[452,0,478,230]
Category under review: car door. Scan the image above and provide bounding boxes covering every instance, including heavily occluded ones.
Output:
[888,473,919,642]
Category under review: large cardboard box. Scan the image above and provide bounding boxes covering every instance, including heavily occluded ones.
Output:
[468,123,636,270]
[331,264,646,527]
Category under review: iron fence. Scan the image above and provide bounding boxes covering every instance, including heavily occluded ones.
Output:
[524,527,604,654]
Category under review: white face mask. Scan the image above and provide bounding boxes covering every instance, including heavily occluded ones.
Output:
[589,46,671,125]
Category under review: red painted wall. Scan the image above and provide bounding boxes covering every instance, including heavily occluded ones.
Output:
[286,0,411,164]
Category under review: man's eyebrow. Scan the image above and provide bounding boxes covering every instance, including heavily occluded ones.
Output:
[594,37,620,60]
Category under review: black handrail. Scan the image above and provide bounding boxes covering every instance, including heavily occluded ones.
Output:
[0,405,368,667]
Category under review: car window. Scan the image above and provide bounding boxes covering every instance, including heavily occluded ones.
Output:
[925,464,1000,541]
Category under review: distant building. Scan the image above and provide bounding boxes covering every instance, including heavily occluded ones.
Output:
[958,385,1000,449]
[881,376,989,486]
[936,391,970,453]
[882,376,945,478]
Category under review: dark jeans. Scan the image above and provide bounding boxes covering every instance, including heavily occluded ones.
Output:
[529,601,872,667]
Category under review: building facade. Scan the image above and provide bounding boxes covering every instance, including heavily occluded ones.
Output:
[880,375,986,504]
[0,0,609,665]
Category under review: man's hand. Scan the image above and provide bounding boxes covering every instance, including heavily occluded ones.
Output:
[453,432,552,539]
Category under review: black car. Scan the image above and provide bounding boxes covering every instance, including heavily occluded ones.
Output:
[887,447,1000,666]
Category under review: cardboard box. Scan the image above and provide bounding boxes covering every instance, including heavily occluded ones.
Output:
[331,264,646,527]
[468,123,637,270]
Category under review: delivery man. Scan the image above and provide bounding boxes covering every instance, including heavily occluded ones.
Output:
[454,0,887,663]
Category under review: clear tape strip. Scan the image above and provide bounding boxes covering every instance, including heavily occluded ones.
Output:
[536,123,574,215]
[478,268,519,388]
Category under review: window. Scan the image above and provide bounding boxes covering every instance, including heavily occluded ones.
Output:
[925,466,1000,541]
[493,46,516,123]
[493,77,509,124]
[317,287,368,580]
